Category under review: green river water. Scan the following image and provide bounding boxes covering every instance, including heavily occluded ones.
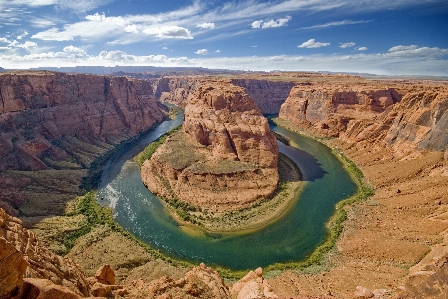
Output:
[96,109,357,270]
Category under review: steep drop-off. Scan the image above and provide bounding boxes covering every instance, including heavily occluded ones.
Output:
[141,81,279,212]
[0,71,166,216]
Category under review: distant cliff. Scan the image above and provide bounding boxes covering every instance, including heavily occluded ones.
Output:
[152,77,296,114]
[279,82,448,154]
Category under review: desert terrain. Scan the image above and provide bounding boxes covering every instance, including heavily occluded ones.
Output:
[1,70,447,299]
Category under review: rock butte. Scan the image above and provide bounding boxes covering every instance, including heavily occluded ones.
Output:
[1,70,448,298]
[141,82,279,212]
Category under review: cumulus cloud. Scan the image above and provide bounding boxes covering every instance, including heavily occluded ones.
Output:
[16,41,38,50]
[195,49,208,55]
[301,19,371,30]
[298,39,330,48]
[215,50,221,53]
[143,26,192,39]
[339,42,356,48]
[252,16,291,29]
[357,47,368,51]
[196,23,215,29]
[163,46,168,50]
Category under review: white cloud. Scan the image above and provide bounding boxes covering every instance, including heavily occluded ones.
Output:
[196,23,215,29]
[264,55,309,62]
[30,18,57,28]
[215,50,221,53]
[339,42,356,48]
[16,41,38,50]
[17,31,28,39]
[301,19,371,30]
[252,16,291,29]
[251,20,263,29]
[0,38,11,43]
[85,12,106,22]
[298,39,330,48]
[163,46,168,50]
[195,49,208,55]
[357,46,368,51]
[124,24,139,33]
[143,26,192,39]
[385,45,448,58]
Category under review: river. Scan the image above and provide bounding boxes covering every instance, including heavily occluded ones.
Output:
[96,108,357,270]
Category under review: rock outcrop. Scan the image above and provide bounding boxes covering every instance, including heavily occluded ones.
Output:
[141,82,279,211]
[0,208,90,297]
[126,263,230,299]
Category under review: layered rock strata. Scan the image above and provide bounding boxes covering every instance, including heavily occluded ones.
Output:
[231,79,296,114]
[0,71,166,215]
[141,82,279,211]
[152,76,297,114]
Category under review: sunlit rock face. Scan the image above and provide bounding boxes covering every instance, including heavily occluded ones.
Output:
[141,82,279,212]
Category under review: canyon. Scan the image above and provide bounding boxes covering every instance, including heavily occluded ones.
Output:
[1,70,448,298]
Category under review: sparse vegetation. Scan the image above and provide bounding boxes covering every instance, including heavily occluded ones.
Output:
[136,125,182,167]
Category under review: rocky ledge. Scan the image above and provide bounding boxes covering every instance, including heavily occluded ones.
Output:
[141,82,279,212]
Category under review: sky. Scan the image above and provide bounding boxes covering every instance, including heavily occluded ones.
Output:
[0,0,448,75]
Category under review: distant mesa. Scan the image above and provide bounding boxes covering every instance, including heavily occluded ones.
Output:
[141,82,279,212]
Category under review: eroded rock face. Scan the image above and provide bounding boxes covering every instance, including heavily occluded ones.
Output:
[279,85,402,137]
[126,263,230,299]
[0,71,166,214]
[0,208,90,297]
[231,79,296,114]
[141,82,279,211]
[0,71,165,171]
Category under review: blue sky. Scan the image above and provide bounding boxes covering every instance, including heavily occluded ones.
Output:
[1,0,447,75]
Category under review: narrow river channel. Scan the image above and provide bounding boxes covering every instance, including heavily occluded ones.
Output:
[96,107,357,270]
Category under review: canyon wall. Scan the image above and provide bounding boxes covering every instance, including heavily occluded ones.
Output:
[231,78,296,114]
[152,76,296,114]
[141,81,279,211]
[279,82,448,153]
[0,71,166,215]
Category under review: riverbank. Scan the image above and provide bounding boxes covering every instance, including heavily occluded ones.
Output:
[261,117,448,299]
[161,153,302,235]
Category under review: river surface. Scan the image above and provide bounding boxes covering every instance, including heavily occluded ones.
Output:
[96,109,357,270]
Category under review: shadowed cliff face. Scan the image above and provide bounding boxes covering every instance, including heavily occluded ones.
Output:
[0,71,166,216]
[152,77,296,114]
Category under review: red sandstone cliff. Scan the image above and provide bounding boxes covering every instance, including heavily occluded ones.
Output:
[141,82,279,211]
[0,71,166,215]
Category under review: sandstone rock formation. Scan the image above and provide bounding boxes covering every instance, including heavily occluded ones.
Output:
[0,71,166,215]
[232,79,296,114]
[126,263,230,299]
[141,82,279,211]
[0,208,90,297]
[230,267,278,299]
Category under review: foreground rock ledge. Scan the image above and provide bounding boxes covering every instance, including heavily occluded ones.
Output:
[141,82,279,212]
